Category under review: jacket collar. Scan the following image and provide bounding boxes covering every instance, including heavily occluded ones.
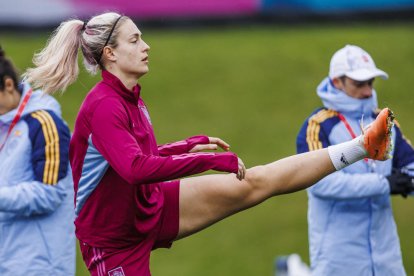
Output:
[0,82,61,124]
[101,70,141,104]
[317,77,378,119]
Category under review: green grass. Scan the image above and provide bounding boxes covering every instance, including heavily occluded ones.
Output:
[2,21,414,275]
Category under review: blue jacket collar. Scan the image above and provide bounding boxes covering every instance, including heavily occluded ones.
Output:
[317,77,378,119]
[0,82,61,124]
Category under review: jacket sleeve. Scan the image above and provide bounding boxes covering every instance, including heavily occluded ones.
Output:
[392,124,414,169]
[90,98,238,185]
[296,111,331,154]
[0,178,68,216]
[296,111,389,199]
[0,110,71,215]
[157,135,210,156]
[308,171,389,199]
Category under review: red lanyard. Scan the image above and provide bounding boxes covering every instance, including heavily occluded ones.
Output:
[337,113,358,139]
[337,112,368,163]
[0,88,33,152]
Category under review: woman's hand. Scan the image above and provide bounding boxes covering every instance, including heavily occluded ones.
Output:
[189,137,230,153]
[237,157,246,181]
[189,136,245,179]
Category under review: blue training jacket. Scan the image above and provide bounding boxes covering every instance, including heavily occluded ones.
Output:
[0,83,75,275]
[296,77,414,276]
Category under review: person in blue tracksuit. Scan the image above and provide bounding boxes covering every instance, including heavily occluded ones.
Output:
[0,47,75,274]
[297,45,414,276]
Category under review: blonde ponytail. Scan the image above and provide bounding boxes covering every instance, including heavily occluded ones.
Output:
[24,12,127,94]
[24,19,83,94]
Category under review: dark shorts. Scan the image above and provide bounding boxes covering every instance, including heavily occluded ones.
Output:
[79,180,180,276]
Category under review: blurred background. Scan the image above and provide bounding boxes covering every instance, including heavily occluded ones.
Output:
[1,0,413,275]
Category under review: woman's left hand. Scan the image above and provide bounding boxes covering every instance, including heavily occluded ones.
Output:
[189,136,230,153]
[236,157,246,181]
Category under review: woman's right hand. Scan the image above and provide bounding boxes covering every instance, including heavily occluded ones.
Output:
[237,157,246,181]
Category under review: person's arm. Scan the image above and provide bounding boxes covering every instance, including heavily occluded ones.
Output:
[0,178,69,216]
[158,135,232,156]
[296,110,389,199]
[388,124,414,196]
[392,123,414,170]
[157,135,209,156]
[308,171,389,199]
[0,110,71,216]
[91,99,239,185]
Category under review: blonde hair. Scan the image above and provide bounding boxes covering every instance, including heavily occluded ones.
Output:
[24,12,129,94]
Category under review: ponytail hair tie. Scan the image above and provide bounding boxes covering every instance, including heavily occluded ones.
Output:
[81,21,87,31]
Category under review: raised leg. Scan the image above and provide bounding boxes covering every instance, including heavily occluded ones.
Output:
[177,107,394,239]
[177,149,333,239]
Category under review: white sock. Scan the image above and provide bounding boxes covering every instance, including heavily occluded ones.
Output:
[328,136,367,170]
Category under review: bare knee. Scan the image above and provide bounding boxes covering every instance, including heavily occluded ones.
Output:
[245,165,268,189]
[245,164,293,196]
[215,168,268,206]
[241,165,272,203]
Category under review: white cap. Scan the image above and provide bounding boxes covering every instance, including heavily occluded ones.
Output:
[329,45,388,81]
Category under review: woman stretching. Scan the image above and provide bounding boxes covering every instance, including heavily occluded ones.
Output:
[25,12,394,276]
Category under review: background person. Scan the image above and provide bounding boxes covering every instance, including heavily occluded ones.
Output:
[0,46,75,275]
[24,14,394,276]
[297,44,414,276]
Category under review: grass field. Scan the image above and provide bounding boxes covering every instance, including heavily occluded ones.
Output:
[1,21,414,275]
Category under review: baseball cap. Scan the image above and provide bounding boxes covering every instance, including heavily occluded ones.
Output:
[329,45,388,81]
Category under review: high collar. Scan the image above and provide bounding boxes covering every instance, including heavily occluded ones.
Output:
[0,82,61,124]
[101,70,141,104]
[316,77,378,119]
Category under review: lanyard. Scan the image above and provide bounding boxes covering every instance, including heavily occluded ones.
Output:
[0,88,33,152]
[337,112,369,163]
[337,113,358,139]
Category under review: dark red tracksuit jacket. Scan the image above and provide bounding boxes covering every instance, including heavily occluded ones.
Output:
[70,70,238,250]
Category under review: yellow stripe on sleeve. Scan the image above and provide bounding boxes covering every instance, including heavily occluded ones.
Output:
[306,109,338,151]
[41,111,60,184]
[31,112,52,184]
[31,111,60,185]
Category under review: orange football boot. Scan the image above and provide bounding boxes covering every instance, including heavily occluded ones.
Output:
[363,107,394,161]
